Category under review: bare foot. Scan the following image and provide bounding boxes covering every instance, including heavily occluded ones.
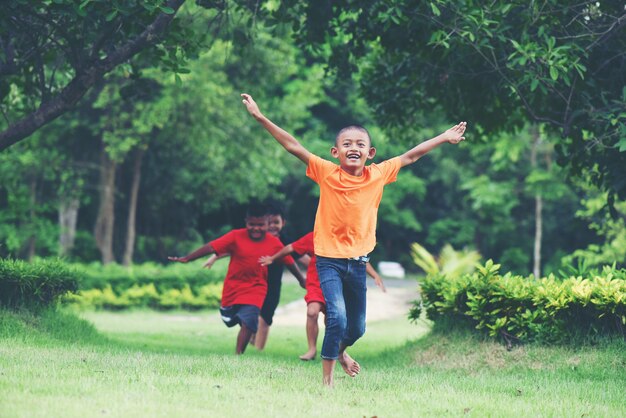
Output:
[338,352,360,377]
[299,351,316,361]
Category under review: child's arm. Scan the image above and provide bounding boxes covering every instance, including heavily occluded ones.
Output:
[203,253,229,269]
[259,244,306,289]
[259,244,295,267]
[241,93,312,164]
[285,263,307,289]
[366,262,386,293]
[168,242,216,263]
[399,122,467,167]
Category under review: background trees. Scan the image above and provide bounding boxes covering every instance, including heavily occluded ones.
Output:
[1,1,624,274]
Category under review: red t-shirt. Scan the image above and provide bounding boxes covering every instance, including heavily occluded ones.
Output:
[211,229,295,308]
[291,232,324,305]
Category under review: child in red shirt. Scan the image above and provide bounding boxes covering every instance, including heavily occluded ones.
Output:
[261,232,386,361]
[168,203,305,354]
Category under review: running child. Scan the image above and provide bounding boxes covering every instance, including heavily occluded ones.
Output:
[203,201,307,350]
[260,231,386,361]
[168,202,305,354]
[241,93,466,385]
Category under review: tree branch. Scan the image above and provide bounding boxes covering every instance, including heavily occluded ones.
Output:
[0,0,186,151]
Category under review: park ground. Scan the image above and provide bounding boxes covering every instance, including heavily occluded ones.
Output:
[0,276,624,418]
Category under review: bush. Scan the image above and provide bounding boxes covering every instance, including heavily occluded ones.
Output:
[69,261,225,293]
[64,281,223,311]
[0,258,78,309]
[412,260,626,344]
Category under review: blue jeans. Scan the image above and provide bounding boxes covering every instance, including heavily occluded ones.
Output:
[316,256,367,360]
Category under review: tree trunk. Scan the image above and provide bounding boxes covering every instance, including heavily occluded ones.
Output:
[122,147,145,266]
[26,178,37,261]
[94,146,117,264]
[58,197,80,257]
[533,195,543,278]
[530,125,542,278]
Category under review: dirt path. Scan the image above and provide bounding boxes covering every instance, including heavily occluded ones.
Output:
[273,276,419,327]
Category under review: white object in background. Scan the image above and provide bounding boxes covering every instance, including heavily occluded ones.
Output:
[377,261,406,278]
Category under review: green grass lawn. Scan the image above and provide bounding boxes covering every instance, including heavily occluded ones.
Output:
[1,305,624,418]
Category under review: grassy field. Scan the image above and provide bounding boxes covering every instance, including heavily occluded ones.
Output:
[1,304,625,418]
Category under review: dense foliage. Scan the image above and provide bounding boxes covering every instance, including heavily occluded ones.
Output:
[0,258,78,308]
[1,1,624,278]
[62,261,225,310]
[412,260,626,344]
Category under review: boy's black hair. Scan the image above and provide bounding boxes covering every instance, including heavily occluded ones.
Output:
[265,199,285,218]
[335,125,372,145]
[246,200,269,218]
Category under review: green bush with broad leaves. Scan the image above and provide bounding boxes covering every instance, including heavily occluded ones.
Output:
[63,261,226,310]
[412,260,626,344]
[0,258,78,309]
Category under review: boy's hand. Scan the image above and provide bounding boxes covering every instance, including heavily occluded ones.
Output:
[203,258,215,270]
[374,276,387,293]
[241,93,262,119]
[168,256,188,263]
[442,121,467,144]
[259,256,273,266]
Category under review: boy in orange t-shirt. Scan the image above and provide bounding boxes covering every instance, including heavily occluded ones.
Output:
[241,93,467,386]
[260,231,386,361]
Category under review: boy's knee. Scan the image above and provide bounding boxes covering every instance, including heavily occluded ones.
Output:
[307,309,320,320]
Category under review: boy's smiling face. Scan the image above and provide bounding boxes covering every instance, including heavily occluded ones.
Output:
[245,216,268,241]
[267,214,285,237]
[331,128,376,176]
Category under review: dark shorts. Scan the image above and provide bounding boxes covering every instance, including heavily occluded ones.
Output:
[260,265,283,325]
[219,305,260,333]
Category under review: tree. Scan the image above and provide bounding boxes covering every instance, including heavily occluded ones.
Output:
[0,0,254,151]
[270,0,626,203]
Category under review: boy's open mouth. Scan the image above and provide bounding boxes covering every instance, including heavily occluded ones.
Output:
[347,153,360,160]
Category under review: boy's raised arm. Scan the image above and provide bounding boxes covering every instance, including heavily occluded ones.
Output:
[168,242,216,263]
[259,243,294,267]
[399,122,467,167]
[241,93,311,165]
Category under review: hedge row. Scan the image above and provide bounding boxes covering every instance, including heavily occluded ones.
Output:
[68,261,227,293]
[412,260,626,344]
[0,258,78,308]
[64,282,223,310]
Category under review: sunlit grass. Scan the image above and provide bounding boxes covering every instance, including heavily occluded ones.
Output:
[1,307,624,418]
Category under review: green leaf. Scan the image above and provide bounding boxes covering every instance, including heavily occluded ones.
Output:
[530,78,539,91]
[430,3,441,16]
[105,10,118,21]
[159,6,175,14]
[549,67,558,81]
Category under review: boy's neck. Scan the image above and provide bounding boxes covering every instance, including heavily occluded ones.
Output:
[339,164,365,177]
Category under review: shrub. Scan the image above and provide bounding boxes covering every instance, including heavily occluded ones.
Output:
[411,260,626,344]
[0,258,78,309]
[64,281,223,311]
[69,261,226,293]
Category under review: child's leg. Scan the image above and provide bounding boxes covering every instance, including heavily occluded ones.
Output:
[338,260,367,377]
[342,260,367,347]
[253,269,282,349]
[300,302,323,360]
[316,256,348,386]
[236,323,253,354]
[234,305,260,355]
[254,316,270,350]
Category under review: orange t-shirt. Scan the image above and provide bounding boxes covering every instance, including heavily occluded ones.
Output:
[306,154,401,258]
